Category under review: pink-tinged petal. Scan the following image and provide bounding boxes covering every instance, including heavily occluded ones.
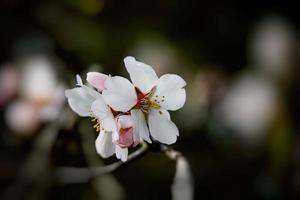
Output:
[154,74,186,111]
[95,130,115,158]
[102,76,137,112]
[148,109,179,144]
[65,87,97,117]
[116,115,134,129]
[91,98,116,132]
[131,109,151,144]
[115,145,128,162]
[115,115,134,148]
[124,56,158,93]
[87,72,108,91]
[116,128,134,148]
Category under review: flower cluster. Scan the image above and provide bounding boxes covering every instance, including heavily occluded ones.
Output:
[65,57,186,162]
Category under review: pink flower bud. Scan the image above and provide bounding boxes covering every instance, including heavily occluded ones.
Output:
[115,115,134,148]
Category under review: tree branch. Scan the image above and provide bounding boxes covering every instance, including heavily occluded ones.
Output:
[54,142,188,184]
[54,141,149,183]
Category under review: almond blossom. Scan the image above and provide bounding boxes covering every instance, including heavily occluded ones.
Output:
[65,57,186,162]
[102,56,186,145]
[65,74,133,162]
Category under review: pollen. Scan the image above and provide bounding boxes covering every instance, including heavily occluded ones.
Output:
[90,114,101,132]
[136,86,161,112]
[149,101,161,109]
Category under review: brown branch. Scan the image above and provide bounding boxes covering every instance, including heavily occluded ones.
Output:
[54,141,148,183]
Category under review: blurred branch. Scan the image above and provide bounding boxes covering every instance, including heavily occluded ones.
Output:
[55,142,192,184]
[160,144,194,200]
[54,141,148,183]
[55,136,194,200]
[2,107,74,200]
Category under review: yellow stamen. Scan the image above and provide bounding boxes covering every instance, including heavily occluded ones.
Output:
[149,101,161,109]
[90,114,101,132]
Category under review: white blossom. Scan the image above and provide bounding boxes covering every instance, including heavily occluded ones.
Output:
[102,56,186,145]
[65,56,187,161]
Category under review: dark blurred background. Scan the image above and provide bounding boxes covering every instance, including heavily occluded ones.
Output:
[1,0,300,199]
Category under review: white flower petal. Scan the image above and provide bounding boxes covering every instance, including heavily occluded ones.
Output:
[82,85,102,99]
[91,98,116,132]
[154,109,178,136]
[76,74,83,86]
[65,87,97,117]
[158,109,171,120]
[115,145,128,162]
[95,131,115,158]
[131,109,151,144]
[159,89,186,111]
[102,76,137,112]
[155,74,186,111]
[148,109,179,144]
[124,56,158,93]
[156,74,186,93]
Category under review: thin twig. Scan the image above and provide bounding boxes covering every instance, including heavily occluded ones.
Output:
[54,141,148,183]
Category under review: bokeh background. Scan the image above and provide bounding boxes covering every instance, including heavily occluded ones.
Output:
[1,0,300,199]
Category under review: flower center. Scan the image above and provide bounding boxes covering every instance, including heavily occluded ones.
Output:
[119,127,132,135]
[136,87,161,113]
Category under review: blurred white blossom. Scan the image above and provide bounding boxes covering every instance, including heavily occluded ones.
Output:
[249,16,297,78]
[5,56,65,134]
[5,100,40,135]
[218,73,278,146]
[20,57,58,103]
